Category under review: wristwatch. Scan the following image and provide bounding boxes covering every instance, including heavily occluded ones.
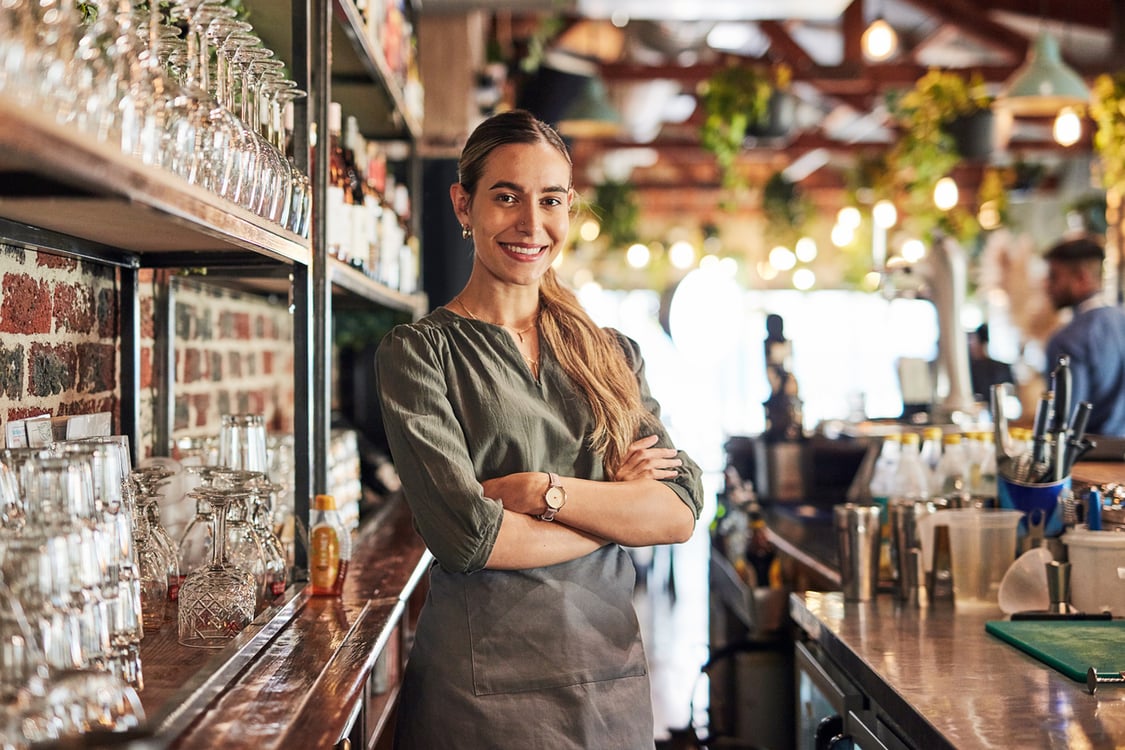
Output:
[539,472,566,522]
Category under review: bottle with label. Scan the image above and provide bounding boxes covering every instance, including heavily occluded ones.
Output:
[934,432,970,505]
[309,494,351,596]
[746,504,780,589]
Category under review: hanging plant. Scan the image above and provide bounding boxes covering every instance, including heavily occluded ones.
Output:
[886,69,992,242]
[1090,72,1125,195]
[698,62,791,194]
[591,180,640,248]
[761,171,811,245]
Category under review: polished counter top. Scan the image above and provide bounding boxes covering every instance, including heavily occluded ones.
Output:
[783,458,1125,750]
[128,496,430,749]
[791,591,1125,749]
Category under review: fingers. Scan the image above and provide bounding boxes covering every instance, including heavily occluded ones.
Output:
[613,436,683,481]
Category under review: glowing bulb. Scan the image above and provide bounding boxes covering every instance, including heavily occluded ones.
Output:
[1053,107,1082,147]
[579,219,600,242]
[795,237,818,262]
[769,245,796,271]
[862,18,898,62]
[901,239,926,263]
[757,261,778,281]
[978,200,1001,231]
[873,200,897,229]
[792,268,816,290]
[837,206,862,229]
[862,271,882,291]
[669,240,696,270]
[626,242,650,268]
[933,177,959,211]
[831,223,855,247]
[718,256,739,277]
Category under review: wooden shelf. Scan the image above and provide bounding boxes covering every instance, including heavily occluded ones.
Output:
[331,0,422,141]
[0,99,310,267]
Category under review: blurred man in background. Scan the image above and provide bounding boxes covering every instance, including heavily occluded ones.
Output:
[1043,235,1125,437]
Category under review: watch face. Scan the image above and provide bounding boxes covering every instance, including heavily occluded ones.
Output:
[545,486,566,510]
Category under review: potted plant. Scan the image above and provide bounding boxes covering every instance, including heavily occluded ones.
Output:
[591,179,640,248]
[761,171,811,245]
[1090,72,1125,195]
[698,62,792,191]
[888,69,994,165]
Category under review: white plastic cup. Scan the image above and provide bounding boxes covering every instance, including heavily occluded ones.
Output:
[1061,528,1125,616]
[920,509,1023,610]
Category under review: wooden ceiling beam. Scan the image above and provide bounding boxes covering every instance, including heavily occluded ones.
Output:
[758,20,818,73]
[899,0,1028,60]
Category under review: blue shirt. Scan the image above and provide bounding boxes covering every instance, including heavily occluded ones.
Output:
[1045,296,1125,437]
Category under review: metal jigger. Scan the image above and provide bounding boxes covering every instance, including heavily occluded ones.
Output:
[1045,560,1071,614]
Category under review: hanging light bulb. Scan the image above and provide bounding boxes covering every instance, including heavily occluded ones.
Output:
[862,17,898,62]
[933,177,959,211]
[1053,106,1082,146]
[873,200,898,229]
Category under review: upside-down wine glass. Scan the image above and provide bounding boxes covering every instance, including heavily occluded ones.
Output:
[178,488,257,648]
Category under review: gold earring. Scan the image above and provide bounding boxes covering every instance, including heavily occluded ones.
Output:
[461,225,472,240]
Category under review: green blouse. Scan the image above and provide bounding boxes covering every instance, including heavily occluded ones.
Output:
[375,306,703,573]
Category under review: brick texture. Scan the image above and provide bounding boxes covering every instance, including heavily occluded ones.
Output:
[0,246,119,438]
[1,247,296,460]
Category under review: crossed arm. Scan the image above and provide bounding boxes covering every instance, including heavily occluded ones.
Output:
[483,434,696,570]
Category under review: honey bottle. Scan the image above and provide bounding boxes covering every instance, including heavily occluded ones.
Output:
[309,494,350,596]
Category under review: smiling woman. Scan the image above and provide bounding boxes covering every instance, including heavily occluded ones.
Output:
[375,109,704,749]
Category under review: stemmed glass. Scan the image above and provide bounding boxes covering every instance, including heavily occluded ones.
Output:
[178,488,257,648]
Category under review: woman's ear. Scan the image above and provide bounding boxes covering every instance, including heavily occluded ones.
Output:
[450,183,471,226]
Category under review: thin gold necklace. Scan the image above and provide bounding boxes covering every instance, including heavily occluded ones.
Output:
[454,298,540,377]
[454,298,539,343]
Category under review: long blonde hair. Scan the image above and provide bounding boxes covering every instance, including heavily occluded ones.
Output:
[458,110,658,472]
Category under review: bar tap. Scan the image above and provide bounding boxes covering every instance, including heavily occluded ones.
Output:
[881,233,976,421]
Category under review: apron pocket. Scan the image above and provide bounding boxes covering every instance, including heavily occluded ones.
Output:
[466,557,647,696]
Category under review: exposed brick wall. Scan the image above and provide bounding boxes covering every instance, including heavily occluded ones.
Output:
[0,244,119,432]
[0,249,295,457]
[138,275,295,456]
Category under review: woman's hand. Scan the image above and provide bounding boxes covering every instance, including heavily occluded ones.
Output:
[481,472,545,517]
[610,434,682,482]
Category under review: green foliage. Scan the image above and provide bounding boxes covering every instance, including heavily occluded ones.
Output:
[591,180,640,247]
[761,171,810,244]
[885,69,992,243]
[334,308,411,352]
[699,63,790,193]
[1091,73,1125,194]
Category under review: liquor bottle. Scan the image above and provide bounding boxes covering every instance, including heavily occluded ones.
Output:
[326,103,350,261]
[892,432,930,503]
[746,505,779,589]
[309,494,351,596]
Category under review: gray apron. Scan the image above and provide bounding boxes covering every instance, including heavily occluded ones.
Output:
[393,545,655,749]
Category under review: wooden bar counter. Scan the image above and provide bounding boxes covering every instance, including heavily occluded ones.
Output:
[111,496,430,750]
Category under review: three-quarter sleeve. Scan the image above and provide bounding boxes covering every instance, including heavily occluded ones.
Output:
[616,332,705,520]
[375,324,503,573]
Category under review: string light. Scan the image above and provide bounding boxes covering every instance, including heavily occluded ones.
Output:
[933,177,959,211]
[1053,106,1082,147]
[862,17,898,62]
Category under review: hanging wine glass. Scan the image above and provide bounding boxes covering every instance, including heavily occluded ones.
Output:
[178,488,257,648]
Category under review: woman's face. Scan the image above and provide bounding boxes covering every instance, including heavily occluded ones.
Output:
[452,141,574,288]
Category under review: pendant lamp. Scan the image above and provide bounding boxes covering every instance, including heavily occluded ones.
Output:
[557,75,622,138]
[996,31,1089,117]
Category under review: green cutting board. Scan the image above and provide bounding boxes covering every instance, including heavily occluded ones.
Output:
[986,620,1125,682]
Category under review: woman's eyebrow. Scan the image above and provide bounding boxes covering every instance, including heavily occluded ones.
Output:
[488,180,569,194]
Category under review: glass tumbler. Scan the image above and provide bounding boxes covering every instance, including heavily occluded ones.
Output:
[217,414,269,475]
[177,489,257,648]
